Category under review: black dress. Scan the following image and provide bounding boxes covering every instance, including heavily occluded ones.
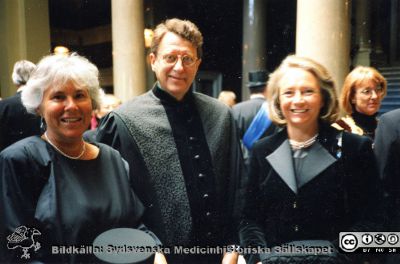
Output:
[0,136,157,263]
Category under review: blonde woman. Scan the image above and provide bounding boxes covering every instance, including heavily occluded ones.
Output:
[239,56,381,264]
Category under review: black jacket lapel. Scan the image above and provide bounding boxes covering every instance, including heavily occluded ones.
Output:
[266,140,298,194]
[296,142,337,188]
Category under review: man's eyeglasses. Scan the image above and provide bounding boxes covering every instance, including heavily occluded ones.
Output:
[159,54,198,67]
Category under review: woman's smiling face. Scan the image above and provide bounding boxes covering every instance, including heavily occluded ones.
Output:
[279,68,323,130]
[38,82,92,144]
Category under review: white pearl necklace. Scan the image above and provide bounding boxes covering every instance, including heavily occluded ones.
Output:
[44,132,86,160]
[289,134,318,150]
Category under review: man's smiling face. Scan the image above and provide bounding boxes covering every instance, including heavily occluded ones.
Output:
[150,32,201,101]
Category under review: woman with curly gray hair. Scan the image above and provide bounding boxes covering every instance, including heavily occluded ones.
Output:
[0,60,39,151]
[0,53,160,263]
[11,60,36,89]
[239,55,381,264]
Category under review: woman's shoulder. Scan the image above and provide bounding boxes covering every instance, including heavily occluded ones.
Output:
[332,115,364,136]
[94,142,120,156]
[93,143,127,165]
[252,128,286,152]
[1,136,47,161]
[0,136,51,178]
[341,130,373,154]
[93,143,130,176]
[342,129,371,143]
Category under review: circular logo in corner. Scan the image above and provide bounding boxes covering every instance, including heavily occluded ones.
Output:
[374,233,386,245]
[388,234,399,245]
[340,234,358,252]
[362,234,373,245]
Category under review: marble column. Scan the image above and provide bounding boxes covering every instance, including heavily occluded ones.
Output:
[296,0,350,90]
[111,0,146,102]
[372,0,384,55]
[242,0,267,101]
[0,0,50,98]
[353,0,372,66]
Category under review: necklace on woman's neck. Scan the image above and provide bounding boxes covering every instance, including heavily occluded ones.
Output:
[44,132,86,159]
[289,134,319,150]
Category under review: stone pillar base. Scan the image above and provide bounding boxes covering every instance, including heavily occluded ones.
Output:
[354,48,371,66]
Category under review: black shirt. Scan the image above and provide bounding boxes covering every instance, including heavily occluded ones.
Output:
[153,86,220,246]
[351,110,378,139]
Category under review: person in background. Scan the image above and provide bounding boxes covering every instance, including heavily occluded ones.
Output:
[84,92,122,142]
[233,71,272,138]
[232,71,276,166]
[375,108,400,178]
[0,60,41,151]
[90,91,122,130]
[96,18,242,263]
[0,53,160,263]
[375,108,400,264]
[218,90,237,107]
[375,109,400,218]
[239,55,381,264]
[333,66,387,139]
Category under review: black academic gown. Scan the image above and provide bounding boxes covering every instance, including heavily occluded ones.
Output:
[0,92,41,151]
[0,136,156,263]
[96,86,243,263]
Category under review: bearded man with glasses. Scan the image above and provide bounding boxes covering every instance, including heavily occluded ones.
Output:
[97,18,242,264]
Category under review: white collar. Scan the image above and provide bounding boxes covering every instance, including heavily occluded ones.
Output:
[250,94,265,99]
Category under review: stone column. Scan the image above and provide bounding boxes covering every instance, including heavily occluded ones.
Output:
[111,0,146,102]
[144,0,156,91]
[242,0,267,101]
[0,0,50,98]
[296,0,350,91]
[353,0,372,66]
[372,0,384,55]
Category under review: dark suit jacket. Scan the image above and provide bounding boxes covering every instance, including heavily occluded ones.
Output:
[374,110,400,240]
[0,92,41,151]
[380,137,400,264]
[374,109,400,178]
[239,123,381,264]
[383,138,400,222]
[232,97,276,172]
[232,97,276,139]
